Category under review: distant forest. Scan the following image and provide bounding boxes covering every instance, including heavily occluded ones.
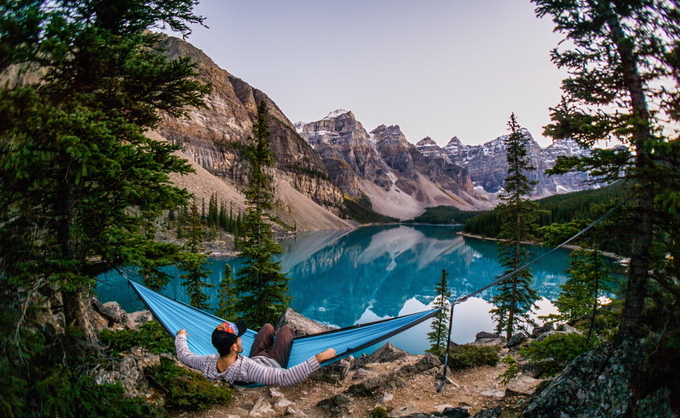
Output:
[463,182,631,249]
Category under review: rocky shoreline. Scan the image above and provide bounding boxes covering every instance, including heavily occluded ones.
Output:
[92,300,554,418]
[456,232,627,262]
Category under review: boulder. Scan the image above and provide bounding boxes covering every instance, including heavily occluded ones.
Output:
[316,394,352,416]
[91,348,161,398]
[441,407,471,417]
[521,340,658,418]
[276,307,335,336]
[353,342,407,369]
[506,332,528,348]
[472,332,506,346]
[531,323,554,339]
[473,407,501,418]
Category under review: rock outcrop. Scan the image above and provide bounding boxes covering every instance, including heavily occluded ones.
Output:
[152,35,353,231]
[438,133,595,198]
[521,340,677,418]
[297,111,490,220]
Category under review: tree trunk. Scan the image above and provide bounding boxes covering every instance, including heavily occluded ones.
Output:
[606,12,654,343]
[62,287,100,344]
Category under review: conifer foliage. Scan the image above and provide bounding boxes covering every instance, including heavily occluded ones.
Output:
[491,114,540,340]
[234,101,291,327]
[533,0,680,344]
[0,0,209,415]
[427,269,452,356]
[178,201,212,309]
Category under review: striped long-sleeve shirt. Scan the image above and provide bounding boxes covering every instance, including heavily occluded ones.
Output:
[174,334,320,386]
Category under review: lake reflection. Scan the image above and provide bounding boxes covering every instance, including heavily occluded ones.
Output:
[97,224,618,354]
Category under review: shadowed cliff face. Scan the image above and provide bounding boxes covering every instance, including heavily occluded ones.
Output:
[154,35,346,218]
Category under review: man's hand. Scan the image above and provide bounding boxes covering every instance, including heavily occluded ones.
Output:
[176,329,188,336]
[315,348,336,363]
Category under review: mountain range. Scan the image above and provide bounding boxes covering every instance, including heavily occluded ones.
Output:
[153,35,596,227]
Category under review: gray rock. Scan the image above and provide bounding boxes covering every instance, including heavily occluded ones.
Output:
[441,407,471,417]
[126,310,153,330]
[473,407,502,418]
[531,323,554,339]
[507,332,528,348]
[346,372,408,397]
[91,348,161,398]
[353,342,407,369]
[249,397,274,417]
[276,307,335,336]
[522,341,642,418]
[472,332,507,346]
[397,354,441,376]
[317,394,352,416]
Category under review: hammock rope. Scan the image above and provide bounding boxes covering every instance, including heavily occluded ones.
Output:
[124,194,631,390]
[435,193,633,391]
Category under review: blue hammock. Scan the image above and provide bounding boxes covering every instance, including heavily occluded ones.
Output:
[128,280,441,367]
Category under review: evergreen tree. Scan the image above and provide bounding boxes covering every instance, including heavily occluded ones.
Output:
[533,0,680,344]
[0,0,207,341]
[234,101,291,327]
[427,269,452,356]
[0,0,208,414]
[555,247,615,344]
[178,201,212,309]
[491,114,540,340]
[215,263,238,322]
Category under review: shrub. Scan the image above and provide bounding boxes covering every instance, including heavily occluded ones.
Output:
[101,320,175,355]
[446,345,501,370]
[519,332,599,376]
[497,355,520,384]
[147,357,232,410]
[36,366,161,418]
[370,406,391,418]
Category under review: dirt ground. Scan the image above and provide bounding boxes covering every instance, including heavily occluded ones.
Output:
[168,352,535,418]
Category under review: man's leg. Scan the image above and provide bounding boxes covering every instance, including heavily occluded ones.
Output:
[249,323,275,357]
[265,325,294,368]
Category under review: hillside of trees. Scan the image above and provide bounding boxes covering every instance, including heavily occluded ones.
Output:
[463,182,631,243]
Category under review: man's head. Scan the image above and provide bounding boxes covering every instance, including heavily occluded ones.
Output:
[212,320,247,356]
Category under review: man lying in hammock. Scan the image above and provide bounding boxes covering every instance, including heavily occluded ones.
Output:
[175,321,336,386]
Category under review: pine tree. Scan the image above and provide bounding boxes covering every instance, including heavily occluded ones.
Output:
[0,0,208,413]
[216,263,238,322]
[533,0,680,344]
[555,247,615,344]
[234,101,291,327]
[0,0,207,343]
[178,201,212,309]
[491,113,540,340]
[427,269,452,356]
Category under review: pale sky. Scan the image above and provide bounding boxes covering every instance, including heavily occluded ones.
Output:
[171,0,567,147]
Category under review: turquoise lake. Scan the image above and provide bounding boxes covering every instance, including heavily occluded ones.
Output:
[96,224,622,355]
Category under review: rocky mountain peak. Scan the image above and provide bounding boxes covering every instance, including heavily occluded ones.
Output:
[415,137,447,160]
[371,124,409,147]
[323,109,353,120]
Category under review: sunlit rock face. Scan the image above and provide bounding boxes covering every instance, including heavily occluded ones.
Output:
[441,132,595,197]
[150,35,352,229]
[297,111,487,220]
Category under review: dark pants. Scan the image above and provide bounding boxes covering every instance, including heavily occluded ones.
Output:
[248,324,294,368]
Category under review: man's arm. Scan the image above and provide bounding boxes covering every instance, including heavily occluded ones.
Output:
[174,329,207,372]
[242,348,336,387]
